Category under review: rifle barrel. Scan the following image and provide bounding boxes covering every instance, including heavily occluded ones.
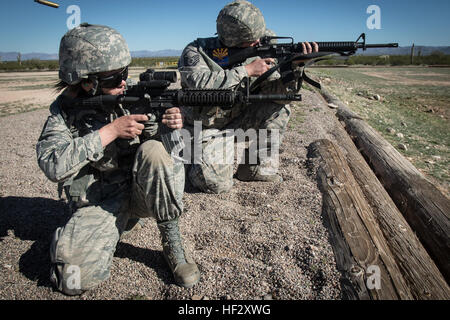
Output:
[248,94,302,102]
[363,43,399,48]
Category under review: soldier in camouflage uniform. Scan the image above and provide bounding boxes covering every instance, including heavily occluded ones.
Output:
[178,0,318,194]
[36,23,200,295]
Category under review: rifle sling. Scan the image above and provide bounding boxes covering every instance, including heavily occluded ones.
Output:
[302,71,322,89]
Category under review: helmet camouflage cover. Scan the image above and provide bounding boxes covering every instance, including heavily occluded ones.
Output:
[216,0,266,47]
[58,23,131,85]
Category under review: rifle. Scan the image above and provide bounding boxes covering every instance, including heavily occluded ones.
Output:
[73,68,302,114]
[71,69,302,161]
[223,33,398,91]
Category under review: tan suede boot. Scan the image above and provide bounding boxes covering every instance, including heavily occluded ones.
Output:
[157,219,200,288]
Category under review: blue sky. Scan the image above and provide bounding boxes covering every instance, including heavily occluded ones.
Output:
[1,0,449,54]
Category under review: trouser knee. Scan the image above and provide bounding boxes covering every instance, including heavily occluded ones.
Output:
[131,139,185,221]
[49,203,123,295]
[135,139,172,167]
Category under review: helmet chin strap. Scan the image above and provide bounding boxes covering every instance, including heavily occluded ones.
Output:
[85,76,100,96]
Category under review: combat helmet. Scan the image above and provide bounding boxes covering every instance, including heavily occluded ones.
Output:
[216,0,266,47]
[58,23,131,86]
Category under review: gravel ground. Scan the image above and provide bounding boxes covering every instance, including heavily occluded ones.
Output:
[0,88,344,300]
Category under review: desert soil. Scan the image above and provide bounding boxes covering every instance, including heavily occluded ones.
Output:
[0,71,344,300]
[359,71,450,87]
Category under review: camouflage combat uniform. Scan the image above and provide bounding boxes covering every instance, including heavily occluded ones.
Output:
[36,23,197,295]
[36,90,185,295]
[178,0,298,194]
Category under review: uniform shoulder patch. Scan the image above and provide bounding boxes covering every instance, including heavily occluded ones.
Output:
[184,53,200,66]
[211,48,229,67]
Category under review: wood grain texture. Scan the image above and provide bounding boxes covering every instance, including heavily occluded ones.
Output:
[319,88,450,294]
[309,139,413,300]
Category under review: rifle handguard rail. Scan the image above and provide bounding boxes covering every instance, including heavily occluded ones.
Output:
[73,89,302,110]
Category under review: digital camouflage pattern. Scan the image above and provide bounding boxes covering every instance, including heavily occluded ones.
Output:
[58,23,132,85]
[184,101,290,194]
[37,96,185,295]
[179,21,295,193]
[178,32,295,129]
[216,0,266,47]
[38,24,194,295]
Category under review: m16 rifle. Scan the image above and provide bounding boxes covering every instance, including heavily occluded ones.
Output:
[223,33,399,91]
[72,69,302,160]
[227,33,398,65]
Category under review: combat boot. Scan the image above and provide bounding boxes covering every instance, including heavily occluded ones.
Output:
[236,164,283,182]
[157,218,200,288]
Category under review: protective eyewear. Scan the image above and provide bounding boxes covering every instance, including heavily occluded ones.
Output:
[97,67,128,88]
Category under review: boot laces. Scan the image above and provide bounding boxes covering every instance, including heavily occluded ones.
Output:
[161,222,187,265]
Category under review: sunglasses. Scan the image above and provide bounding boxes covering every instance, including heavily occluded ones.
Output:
[96,66,128,88]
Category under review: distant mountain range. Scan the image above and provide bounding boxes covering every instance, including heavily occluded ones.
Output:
[359,46,450,56]
[131,49,183,57]
[0,52,59,61]
[0,50,183,61]
[0,46,448,61]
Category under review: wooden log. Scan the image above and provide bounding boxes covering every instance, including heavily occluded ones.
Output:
[309,139,413,300]
[319,88,450,285]
[317,89,450,299]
